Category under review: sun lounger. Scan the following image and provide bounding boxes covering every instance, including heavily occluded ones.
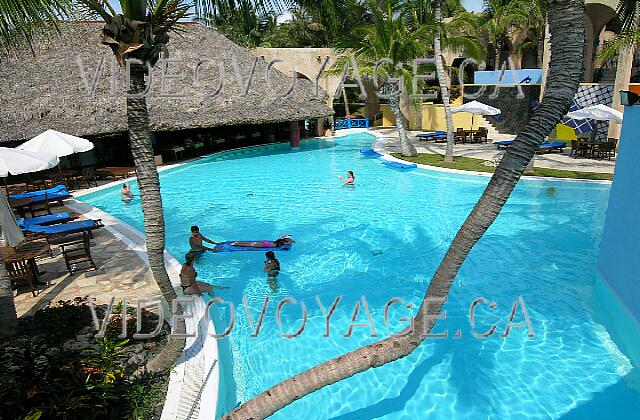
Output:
[17,212,73,229]
[382,161,417,171]
[537,141,567,154]
[10,185,66,200]
[23,219,103,235]
[494,141,513,149]
[416,132,447,142]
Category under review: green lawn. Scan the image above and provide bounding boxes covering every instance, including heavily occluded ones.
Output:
[390,153,613,181]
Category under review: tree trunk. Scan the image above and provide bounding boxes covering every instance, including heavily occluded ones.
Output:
[0,254,18,339]
[342,88,351,116]
[389,93,418,157]
[434,3,456,163]
[495,42,503,70]
[221,1,584,418]
[126,63,185,372]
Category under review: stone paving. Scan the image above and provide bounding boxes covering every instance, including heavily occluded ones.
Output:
[371,127,617,174]
[13,226,162,318]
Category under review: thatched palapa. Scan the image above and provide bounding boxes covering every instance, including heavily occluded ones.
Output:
[0,22,332,142]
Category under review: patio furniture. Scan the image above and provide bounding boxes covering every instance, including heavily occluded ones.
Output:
[161,145,185,161]
[8,197,33,218]
[454,128,466,144]
[360,149,382,158]
[76,167,98,188]
[570,140,590,158]
[494,140,513,149]
[473,127,489,143]
[23,219,103,235]
[59,231,96,274]
[17,212,74,229]
[5,259,38,296]
[96,167,136,179]
[1,240,52,296]
[537,141,567,154]
[596,141,616,160]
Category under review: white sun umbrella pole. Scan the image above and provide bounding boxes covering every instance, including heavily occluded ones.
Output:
[451,100,501,130]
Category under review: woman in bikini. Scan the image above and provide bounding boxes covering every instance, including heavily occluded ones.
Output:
[231,237,294,248]
[180,251,228,296]
[264,251,280,292]
[339,171,355,186]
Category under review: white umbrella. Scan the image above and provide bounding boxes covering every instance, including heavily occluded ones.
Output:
[0,148,60,178]
[17,129,94,158]
[451,101,501,129]
[567,104,623,123]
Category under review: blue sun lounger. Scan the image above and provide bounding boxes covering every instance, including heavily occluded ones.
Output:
[494,140,513,149]
[10,185,71,204]
[416,132,447,142]
[23,219,103,235]
[17,212,73,229]
[213,241,294,253]
[538,141,567,153]
[360,149,382,158]
[382,161,417,171]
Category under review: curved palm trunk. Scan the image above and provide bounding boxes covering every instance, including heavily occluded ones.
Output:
[434,3,455,163]
[0,255,18,339]
[389,93,417,157]
[127,64,185,372]
[222,1,584,418]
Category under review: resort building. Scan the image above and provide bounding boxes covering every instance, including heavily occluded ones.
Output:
[0,22,333,169]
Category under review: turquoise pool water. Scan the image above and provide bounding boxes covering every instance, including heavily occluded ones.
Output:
[81,133,640,419]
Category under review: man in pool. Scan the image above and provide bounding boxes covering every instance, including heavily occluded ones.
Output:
[190,225,220,253]
[121,183,135,203]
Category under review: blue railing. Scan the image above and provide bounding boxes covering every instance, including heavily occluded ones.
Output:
[334,118,370,130]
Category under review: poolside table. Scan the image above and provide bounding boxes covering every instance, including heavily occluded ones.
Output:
[1,240,52,285]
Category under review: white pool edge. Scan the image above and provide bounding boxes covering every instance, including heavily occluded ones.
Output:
[65,199,220,420]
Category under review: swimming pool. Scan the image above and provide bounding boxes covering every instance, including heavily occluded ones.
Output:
[81,132,640,419]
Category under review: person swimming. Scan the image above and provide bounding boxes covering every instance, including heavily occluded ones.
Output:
[264,250,280,292]
[121,183,135,203]
[231,236,294,248]
[189,225,220,253]
[339,171,355,186]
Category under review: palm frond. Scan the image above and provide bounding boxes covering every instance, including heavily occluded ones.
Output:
[0,0,72,49]
[597,29,640,63]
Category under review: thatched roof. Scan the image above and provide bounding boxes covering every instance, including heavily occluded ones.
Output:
[0,21,332,142]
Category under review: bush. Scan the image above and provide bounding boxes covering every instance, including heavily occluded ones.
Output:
[0,299,170,419]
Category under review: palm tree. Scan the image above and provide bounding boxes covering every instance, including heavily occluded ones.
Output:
[76,0,193,371]
[335,0,423,157]
[480,0,528,69]
[597,0,640,63]
[222,0,586,417]
[408,0,484,162]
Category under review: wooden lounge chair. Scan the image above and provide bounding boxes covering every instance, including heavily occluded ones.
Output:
[6,259,38,297]
[59,232,97,274]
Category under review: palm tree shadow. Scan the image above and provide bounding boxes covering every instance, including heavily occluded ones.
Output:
[327,351,446,420]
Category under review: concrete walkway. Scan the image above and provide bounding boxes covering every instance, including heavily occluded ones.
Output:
[371,127,617,174]
[13,218,162,317]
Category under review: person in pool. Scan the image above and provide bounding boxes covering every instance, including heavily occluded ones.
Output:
[264,251,280,292]
[121,183,135,203]
[180,251,228,296]
[231,237,294,248]
[339,171,355,186]
[190,225,220,253]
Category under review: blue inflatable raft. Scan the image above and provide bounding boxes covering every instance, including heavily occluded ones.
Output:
[382,161,417,171]
[360,148,382,158]
[213,241,294,253]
